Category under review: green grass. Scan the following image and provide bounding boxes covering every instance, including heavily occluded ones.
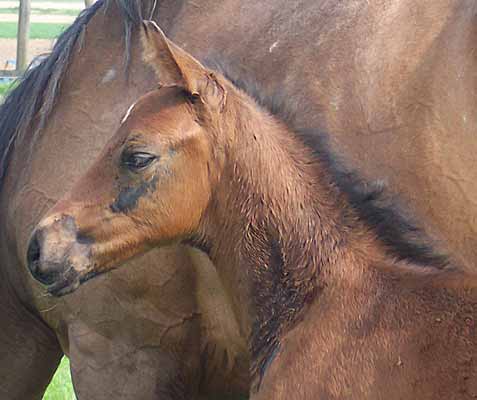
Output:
[0,80,16,97]
[30,0,82,2]
[0,7,18,13]
[0,0,84,3]
[0,21,68,38]
[43,357,76,400]
[0,83,10,96]
[41,356,249,400]
[0,7,80,15]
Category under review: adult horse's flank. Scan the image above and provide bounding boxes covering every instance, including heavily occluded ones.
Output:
[30,23,477,399]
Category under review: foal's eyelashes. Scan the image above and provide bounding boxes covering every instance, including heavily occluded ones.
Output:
[121,151,157,172]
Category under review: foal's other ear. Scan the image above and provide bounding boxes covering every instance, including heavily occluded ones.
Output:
[141,20,226,111]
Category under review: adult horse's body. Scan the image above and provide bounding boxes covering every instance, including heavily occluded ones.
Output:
[2,0,477,398]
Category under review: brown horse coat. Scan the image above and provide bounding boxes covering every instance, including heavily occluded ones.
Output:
[28,23,477,399]
[0,1,248,399]
[2,0,477,398]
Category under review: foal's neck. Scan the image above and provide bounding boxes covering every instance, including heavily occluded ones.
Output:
[199,89,385,385]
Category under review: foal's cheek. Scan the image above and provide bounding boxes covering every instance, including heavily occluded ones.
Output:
[110,176,159,214]
[109,162,167,215]
[145,174,206,238]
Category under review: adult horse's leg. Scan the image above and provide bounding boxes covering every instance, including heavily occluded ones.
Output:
[0,264,62,400]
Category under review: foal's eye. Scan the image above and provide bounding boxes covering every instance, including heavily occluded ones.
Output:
[122,152,157,171]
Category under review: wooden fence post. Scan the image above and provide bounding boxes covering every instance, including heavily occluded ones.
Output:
[16,0,31,72]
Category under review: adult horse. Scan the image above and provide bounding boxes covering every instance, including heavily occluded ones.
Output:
[0,1,248,399]
[2,0,477,398]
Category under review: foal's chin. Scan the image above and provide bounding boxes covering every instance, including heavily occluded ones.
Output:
[45,267,82,297]
[44,260,100,297]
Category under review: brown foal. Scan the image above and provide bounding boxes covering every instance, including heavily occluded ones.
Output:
[28,22,477,399]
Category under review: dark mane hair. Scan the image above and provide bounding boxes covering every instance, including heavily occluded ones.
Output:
[0,0,151,189]
[208,60,449,270]
[207,60,450,391]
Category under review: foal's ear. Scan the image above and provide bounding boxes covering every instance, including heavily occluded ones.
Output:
[141,21,226,111]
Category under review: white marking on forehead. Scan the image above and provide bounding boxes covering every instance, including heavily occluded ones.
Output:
[121,101,138,124]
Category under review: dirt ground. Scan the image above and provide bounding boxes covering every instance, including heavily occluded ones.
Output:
[0,38,53,71]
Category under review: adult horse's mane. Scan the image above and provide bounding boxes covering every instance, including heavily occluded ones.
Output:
[0,0,146,188]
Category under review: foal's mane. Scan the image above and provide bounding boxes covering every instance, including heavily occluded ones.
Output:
[209,62,449,389]
[209,61,449,270]
[0,0,150,189]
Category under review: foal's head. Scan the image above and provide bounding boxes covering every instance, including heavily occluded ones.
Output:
[27,22,234,295]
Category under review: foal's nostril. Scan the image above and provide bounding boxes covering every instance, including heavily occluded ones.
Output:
[27,230,58,286]
[27,230,41,274]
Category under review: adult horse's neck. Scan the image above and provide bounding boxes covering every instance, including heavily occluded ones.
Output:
[197,89,389,386]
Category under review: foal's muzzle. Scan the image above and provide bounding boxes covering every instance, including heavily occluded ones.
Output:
[27,214,92,296]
